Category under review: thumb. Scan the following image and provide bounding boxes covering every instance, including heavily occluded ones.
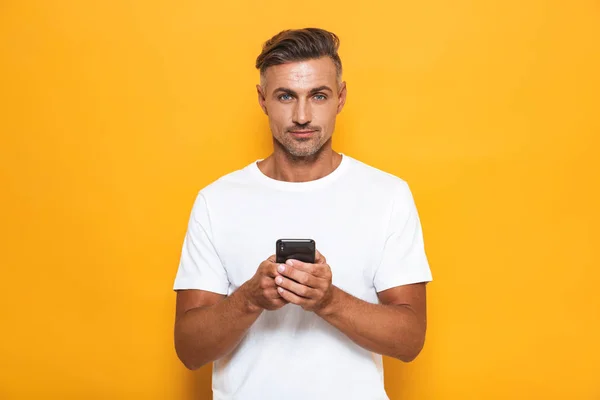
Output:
[315,250,326,264]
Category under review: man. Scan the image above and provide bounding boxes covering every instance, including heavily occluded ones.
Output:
[173,28,432,400]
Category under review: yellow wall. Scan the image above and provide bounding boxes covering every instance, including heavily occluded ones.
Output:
[1,1,599,399]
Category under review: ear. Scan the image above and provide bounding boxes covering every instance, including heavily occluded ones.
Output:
[256,84,268,116]
[337,81,347,114]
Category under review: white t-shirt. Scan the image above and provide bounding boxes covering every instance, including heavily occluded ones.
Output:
[173,154,432,400]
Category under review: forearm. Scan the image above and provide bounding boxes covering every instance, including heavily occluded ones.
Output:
[317,286,426,362]
[174,285,261,370]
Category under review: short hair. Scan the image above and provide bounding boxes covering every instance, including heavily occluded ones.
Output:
[255,28,343,82]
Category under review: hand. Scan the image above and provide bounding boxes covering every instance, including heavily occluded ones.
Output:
[274,250,334,313]
[241,255,288,312]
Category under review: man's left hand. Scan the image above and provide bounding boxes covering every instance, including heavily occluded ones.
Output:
[274,250,334,313]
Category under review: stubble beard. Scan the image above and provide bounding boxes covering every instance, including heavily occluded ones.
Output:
[274,131,326,158]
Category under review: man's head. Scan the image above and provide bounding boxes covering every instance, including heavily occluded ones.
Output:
[256,28,347,158]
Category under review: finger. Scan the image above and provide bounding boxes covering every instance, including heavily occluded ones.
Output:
[284,259,330,279]
[278,262,319,288]
[283,259,315,274]
[271,298,287,307]
[263,261,281,278]
[266,287,289,302]
[313,263,331,280]
[315,250,326,264]
[277,286,305,306]
[264,287,285,299]
[267,254,276,263]
[266,297,287,310]
[274,275,314,299]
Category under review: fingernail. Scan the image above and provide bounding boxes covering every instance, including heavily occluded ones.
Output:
[275,276,282,285]
[278,264,285,273]
[278,287,284,293]
[286,259,294,266]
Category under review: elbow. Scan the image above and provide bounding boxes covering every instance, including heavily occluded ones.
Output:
[397,349,421,363]
[181,359,204,371]
[176,348,208,371]
[394,332,426,363]
[174,335,209,371]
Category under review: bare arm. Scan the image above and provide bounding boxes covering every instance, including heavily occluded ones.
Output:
[275,254,427,362]
[316,283,427,362]
[174,288,260,370]
[174,256,287,370]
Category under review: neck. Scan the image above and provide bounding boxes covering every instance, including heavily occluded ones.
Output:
[257,141,342,183]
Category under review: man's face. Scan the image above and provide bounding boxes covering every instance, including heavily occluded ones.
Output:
[257,57,346,157]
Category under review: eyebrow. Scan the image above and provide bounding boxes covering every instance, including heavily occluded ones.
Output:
[272,86,333,96]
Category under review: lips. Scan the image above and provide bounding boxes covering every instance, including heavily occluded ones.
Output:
[288,127,318,137]
[289,130,316,139]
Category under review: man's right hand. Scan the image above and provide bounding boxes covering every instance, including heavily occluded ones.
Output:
[240,255,288,312]
[175,255,287,370]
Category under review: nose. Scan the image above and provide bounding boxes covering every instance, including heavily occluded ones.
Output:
[292,98,312,125]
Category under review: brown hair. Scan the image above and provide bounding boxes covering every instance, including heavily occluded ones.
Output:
[255,28,342,80]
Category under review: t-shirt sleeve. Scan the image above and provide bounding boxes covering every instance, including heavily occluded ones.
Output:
[373,182,433,292]
[173,192,230,294]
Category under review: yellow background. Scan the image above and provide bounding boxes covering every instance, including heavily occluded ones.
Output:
[1,1,599,399]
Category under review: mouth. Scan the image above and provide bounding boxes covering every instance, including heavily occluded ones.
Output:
[289,129,317,138]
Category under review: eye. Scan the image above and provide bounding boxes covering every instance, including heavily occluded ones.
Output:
[278,93,293,101]
[313,94,327,101]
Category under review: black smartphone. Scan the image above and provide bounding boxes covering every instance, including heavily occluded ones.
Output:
[276,239,316,264]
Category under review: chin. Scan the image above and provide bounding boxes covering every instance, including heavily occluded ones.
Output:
[287,150,319,157]
[285,142,323,158]
[275,134,327,158]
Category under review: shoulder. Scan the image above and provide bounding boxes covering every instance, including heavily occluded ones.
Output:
[345,156,422,227]
[202,164,254,195]
[188,161,257,211]
[345,155,412,199]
